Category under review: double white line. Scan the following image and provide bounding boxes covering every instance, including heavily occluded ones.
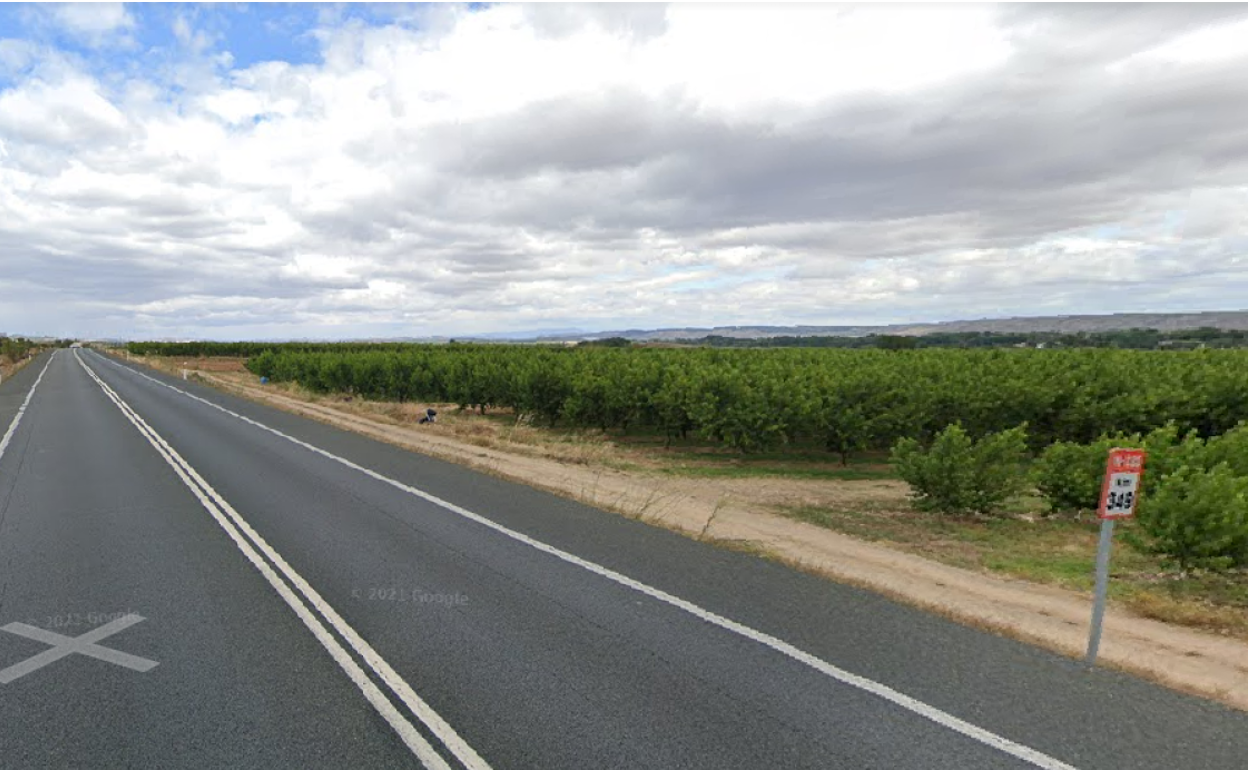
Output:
[74,352,490,770]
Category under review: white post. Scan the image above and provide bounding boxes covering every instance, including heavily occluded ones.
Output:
[1085,518,1116,665]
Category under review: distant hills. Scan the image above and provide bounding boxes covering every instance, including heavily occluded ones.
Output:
[71,310,1248,345]
[511,311,1248,343]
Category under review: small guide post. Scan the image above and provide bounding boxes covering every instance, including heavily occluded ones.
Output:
[1086,447,1146,665]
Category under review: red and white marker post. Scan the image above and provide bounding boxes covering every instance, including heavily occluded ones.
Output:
[1086,448,1146,665]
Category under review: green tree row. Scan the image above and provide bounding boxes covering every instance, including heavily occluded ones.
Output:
[244,346,1248,457]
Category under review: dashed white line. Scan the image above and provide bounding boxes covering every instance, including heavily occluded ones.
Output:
[76,352,490,770]
[92,349,1080,770]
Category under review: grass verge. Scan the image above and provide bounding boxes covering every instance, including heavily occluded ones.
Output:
[779,503,1248,639]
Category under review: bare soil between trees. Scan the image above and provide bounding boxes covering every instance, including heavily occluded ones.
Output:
[124,353,1248,712]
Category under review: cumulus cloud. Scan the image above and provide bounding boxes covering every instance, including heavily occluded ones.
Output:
[44,2,136,48]
[1,2,1248,338]
[53,2,132,32]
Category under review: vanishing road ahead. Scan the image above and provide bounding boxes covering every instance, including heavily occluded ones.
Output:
[2,349,1246,769]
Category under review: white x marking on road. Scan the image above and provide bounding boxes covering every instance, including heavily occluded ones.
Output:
[0,614,158,684]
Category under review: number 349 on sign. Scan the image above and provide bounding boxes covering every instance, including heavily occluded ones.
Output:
[1099,449,1147,519]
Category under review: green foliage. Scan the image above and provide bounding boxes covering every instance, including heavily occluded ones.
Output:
[577,337,632,348]
[1032,424,1212,514]
[1027,422,1248,571]
[891,424,1030,515]
[0,336,35,362]
[1137,424,1208,497]
[875,335,918,350]
[1201,423,1248,476]
[1032,439,1115,514]
[120,342,1248,458]
[1128,464,1248,571]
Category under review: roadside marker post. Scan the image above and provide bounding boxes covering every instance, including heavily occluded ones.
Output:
[1086,448,1146,665]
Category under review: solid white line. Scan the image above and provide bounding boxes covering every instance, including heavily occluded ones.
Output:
[85,353,490,770]
[0,351,55,468]
[93,350,1080,770]
[75,353,486,770]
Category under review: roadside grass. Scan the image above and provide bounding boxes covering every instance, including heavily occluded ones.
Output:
[133,351,1248,639]
[0,349,41,382]
[778,502,1248,638]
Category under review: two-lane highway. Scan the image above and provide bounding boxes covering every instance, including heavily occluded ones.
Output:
[2,348,1247,769]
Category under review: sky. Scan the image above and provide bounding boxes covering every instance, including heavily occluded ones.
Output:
[1,2,1248,340]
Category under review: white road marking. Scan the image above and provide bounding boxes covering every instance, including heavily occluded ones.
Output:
[76,353,489,770]
[0,614,158,684]
[93,350,1080,770]
[0,351,55,468]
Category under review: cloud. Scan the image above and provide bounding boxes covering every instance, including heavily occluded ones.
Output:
[523,3,669,43]
[2,3,1248,338]
[0,72,131,147]
[46,2,136,48]
[52,2,134,34]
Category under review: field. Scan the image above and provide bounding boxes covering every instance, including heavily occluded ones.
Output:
[132,341,1248,453]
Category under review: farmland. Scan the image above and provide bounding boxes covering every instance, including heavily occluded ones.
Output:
[223,344,1248,454]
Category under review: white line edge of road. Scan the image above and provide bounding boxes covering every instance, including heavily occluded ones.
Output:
[91,349,1080,770]
[0,350,56,467]
[74,353,489,770]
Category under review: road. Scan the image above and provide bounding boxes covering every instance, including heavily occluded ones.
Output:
[1,348,1245,769]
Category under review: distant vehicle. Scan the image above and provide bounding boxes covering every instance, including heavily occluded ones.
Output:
[70,343,83,348]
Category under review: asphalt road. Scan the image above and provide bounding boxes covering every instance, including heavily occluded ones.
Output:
[1,348,1246,769]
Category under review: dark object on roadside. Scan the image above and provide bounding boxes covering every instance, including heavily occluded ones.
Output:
[260,377,269,384]
[419,408,438,424]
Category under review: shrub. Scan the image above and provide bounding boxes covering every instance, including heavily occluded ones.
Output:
[1136,423,1207,497]
[1127,463,1248,571]
[1032,438,1116,514]
[891,423,1029,515]
[1202,423,1248,476]
[1032,424,1208,514]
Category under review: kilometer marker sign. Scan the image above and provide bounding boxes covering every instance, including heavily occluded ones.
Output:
[1086,448,1146,665]
[1098,448,1146,519]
